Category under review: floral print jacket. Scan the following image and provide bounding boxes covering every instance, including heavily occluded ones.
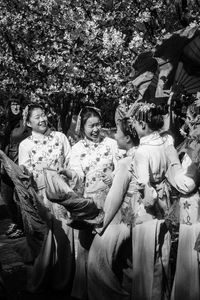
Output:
[18,130,71,190]
[69,136,123,208]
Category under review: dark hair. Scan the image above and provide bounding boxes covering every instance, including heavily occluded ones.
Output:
[10,100,20,105]
[25,103,46,123]
[80,106,102,134]
[147,107,164,131]
[135,103,164,131]
[119,117,139,146]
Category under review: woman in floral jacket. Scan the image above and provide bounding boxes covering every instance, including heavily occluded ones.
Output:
[68,106,123,300]
[18,103,75,293]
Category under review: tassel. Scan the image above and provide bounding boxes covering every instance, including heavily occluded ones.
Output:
[75,109,82,134]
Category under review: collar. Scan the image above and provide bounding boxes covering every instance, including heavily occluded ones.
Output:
[32,128,52,139]
[140,131,164,146]
[83,135,105,146]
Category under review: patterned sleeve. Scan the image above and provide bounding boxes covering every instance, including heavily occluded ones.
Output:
[18,139,33,174]
[68,141,85,190]
[60,132,71,168]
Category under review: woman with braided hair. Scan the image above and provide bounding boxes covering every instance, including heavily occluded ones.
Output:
[87,115,139,300]
[128,102,175,300]
[132,102,174,217]
[88,102,175,300]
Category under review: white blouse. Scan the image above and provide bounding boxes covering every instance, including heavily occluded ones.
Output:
[18,130,71,190]
[134,132,174,185]
[69,136,123,203]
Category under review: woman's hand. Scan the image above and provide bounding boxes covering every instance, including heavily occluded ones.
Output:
[19,165,32,176]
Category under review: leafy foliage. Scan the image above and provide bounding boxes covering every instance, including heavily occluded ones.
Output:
[0,0,200,133]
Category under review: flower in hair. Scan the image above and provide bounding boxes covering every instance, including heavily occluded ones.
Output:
[138,102,156,113]
[135,102,156,123]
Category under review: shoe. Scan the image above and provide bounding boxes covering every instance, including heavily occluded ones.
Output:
[8,229,24,239]
[6,223,17,236]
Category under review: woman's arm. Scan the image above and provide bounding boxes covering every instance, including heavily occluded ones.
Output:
[67,143,85,190]
[165,146,198,194]
[18,141,33,174]
[99,159,131,234]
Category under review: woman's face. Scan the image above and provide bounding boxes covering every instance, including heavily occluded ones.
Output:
[83,115,101,142]
[115,124,128,150]
[10,102,20,115]
[27,108,48,134]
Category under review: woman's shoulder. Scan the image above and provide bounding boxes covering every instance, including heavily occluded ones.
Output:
[117,156,132,168]
[19,135,33,148]
[161,132,174,146]
[52,130,68,139]
[113,157,132,178]
[135,144,150,158]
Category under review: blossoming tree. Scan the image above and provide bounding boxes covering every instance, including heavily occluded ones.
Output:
[0,0,200,134]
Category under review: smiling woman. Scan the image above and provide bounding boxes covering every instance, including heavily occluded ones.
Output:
[83,117,102,142]
[18,103,75,293]
[69,106,122,207]
[26,106,48,135]
[68,106,123,300]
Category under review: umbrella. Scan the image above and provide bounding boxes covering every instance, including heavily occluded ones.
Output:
[172,34,200,94]
[155,25,200,93]
[173,61,200,94]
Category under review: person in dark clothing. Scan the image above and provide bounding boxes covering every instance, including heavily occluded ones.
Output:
[0,97,31,238]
